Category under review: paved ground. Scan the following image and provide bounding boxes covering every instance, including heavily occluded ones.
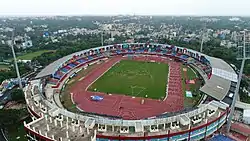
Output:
[228,131,248,141]
[71,56,184,119]
[231,122,250,136]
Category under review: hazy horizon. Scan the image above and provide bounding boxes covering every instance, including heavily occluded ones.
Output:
[1,0,250,16]
[0,14,250,17]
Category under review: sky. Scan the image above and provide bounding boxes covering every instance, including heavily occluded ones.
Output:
[0,0,250,16]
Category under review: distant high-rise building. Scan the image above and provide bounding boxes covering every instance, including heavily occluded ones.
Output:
[229,17,241,21]
[231,31,237,42]
[14,34,33,49]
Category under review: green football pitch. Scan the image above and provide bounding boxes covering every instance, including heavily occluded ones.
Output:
[88,60,169,99]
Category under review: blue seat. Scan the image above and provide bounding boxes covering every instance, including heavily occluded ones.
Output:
[77,59,85,63]
[180,54,189,60]
[61,68,69,73]
[116,50,120,53]
[53,75,61,80]
[128,49,133,53]
[161,50,167,53]
[68,63,76,68]
[88,56,93,60]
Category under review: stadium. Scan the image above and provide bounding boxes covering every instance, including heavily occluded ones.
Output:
[23,43,238,141]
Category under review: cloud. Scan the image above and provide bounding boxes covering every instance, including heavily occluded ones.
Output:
[0,0,249,16]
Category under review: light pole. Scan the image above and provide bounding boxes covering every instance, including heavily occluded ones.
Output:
[200,23,206,53]
[200,35,204,53]
[226,59,245,133]
[101,31,104,46]
[10,29,23,89]
[226,30,249,133]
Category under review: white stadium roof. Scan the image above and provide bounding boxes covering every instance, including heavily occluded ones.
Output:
[200,56,238,101]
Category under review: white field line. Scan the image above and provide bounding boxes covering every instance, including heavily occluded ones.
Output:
[190,66,198,78]
[85,59,121,91]
[134,87,146,97]
[78,76,85,81]
[71,92,75,105]
[163,64,170,101]
[77,58,107,82]
[76,105,85,112]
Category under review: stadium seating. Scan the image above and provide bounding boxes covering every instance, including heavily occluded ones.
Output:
[87,56,94,60]
[46,44,213,91]
[121,49,127,53]
[161,50,167,54]
[68,63,76,68]
[73,61,79,65]
[48,54,105,88]
[77,59,86,64]
[179,54,189,60]
[61,67,69,73]
[116,50,121,54]
[65,65,72,70]
[48,78,59,85]
[92,54,98,58]
[53,74,62,80]
[136,49,144,53]
[128,49,133,53]
[53,71,64,79]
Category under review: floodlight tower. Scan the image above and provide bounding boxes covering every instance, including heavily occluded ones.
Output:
[200,35,204,53]
[101,31,104,46]
[10,29,23,89]
[200,23,207,53]
[226,30,250,133]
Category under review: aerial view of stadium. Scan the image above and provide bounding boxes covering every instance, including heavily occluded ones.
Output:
[2,0,250,140]
[22,43,243,141]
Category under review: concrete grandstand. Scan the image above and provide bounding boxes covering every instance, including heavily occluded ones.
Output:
[23,43,240,141]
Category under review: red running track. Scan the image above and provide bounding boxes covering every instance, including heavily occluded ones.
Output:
[228,131,248,141]
[71,56,184,120]
[231,122,250,136]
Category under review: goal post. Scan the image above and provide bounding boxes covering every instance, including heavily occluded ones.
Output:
[127,54,133,60]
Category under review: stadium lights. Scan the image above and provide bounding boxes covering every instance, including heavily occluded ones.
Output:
[200,23,207,53]
[10,29,23,89]
[226,30,249,133]
[101,31,104,46]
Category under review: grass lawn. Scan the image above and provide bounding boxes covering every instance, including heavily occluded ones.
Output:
[16,50,55,60]
[88,60,169,100]
[0,64,10,71]
[187,67,197,80]
[181,65,202,107]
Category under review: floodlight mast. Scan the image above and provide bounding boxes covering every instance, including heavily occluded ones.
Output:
[200,23,206,53]
[200,37,204,53]
[10,29,23,89]
[101,31,104,46]
[226,31,247,133]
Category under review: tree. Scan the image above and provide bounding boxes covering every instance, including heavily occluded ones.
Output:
[0,62,31,84]
[0,109,28,128]
[245,63,250,75]
[11,89,25,102]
